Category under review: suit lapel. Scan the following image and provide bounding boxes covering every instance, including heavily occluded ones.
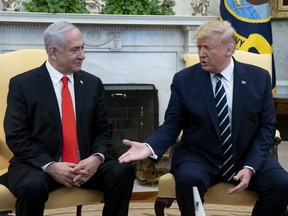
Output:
[197,68,220,136]
[36,64,62,140]
[232,61,248,144]
[73,72,85,126]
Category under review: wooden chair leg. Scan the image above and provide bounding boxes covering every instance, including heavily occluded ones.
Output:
[76,205,82,216]
[154,197,175,216]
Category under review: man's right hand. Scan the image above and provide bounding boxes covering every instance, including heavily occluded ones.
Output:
[45,162,78,187]
[118,139,153,163]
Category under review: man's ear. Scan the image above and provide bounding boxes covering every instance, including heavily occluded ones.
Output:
[47,46,57,60]
[226,44,235,56]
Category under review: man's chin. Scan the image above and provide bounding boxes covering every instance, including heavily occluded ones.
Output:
[201,65,211,72]
[73,66,82,72]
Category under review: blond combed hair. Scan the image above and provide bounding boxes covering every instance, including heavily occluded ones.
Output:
[194,20,236,47]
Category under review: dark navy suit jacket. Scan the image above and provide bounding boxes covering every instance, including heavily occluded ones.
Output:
[145,59,280,176]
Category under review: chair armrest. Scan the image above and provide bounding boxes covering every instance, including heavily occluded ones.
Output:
[275,129,282,145]
[0,169,8,176]
[270,129,282,159]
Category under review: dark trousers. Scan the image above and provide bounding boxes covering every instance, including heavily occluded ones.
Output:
[174,161,288,216]
[9,160,135,216]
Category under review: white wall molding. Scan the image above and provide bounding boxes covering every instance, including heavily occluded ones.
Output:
[0,12,218,124]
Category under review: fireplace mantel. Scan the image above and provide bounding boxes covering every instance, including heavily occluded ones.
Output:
[0,12,217,26]
[0,12,218,124]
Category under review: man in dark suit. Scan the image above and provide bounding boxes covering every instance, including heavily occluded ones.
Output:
[119,20,288,216]
[2,21,135,216]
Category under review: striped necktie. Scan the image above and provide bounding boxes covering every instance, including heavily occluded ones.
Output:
[214,73,235,181]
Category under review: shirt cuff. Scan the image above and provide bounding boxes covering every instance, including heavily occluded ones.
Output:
[42,162,54,171]
[93,153,105,163]
[144,143,158,160]
[244,165,255,175]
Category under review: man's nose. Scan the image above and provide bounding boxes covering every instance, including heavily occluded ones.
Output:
[79,49,85,59]
[198,48,205,57]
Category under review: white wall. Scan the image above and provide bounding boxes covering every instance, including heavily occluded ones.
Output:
[1,0,286,96]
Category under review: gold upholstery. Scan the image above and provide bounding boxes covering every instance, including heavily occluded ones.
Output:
[158,173,257,205]
[154,50,281,215]
[0,49,103,215]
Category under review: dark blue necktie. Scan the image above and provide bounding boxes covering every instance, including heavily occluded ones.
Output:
[214,74,235,181]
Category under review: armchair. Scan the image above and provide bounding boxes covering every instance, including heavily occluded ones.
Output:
[0,49,104,216]
[154,50,283,216]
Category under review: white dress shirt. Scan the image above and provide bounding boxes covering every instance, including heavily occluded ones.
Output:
[42,61,104,170]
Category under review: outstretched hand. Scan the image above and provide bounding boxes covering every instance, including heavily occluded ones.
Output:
[118,139,153,163]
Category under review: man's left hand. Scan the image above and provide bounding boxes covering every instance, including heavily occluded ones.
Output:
[72,155,101,186]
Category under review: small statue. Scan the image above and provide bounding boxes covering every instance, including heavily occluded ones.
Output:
[2,0,21,11]
[84,0,106,14]
[191,0,209,16]
[162,0,176,8]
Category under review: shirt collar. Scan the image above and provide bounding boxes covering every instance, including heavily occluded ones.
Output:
[210,57,234,82]
[46,61,74,85]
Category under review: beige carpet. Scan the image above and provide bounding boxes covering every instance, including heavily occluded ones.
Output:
[42,201,253,216]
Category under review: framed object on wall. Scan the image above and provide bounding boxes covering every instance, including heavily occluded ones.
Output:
[271,0,288,19]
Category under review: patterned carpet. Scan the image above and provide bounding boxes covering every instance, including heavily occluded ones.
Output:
[43,201,253,216]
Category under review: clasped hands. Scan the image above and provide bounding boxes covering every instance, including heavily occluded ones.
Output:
[45,155,101,187]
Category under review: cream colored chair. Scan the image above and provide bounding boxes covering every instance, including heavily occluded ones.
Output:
[0,49,104,216]
[154,50,283,216]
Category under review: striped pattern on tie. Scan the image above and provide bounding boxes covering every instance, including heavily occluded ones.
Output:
[214,73,235,181]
